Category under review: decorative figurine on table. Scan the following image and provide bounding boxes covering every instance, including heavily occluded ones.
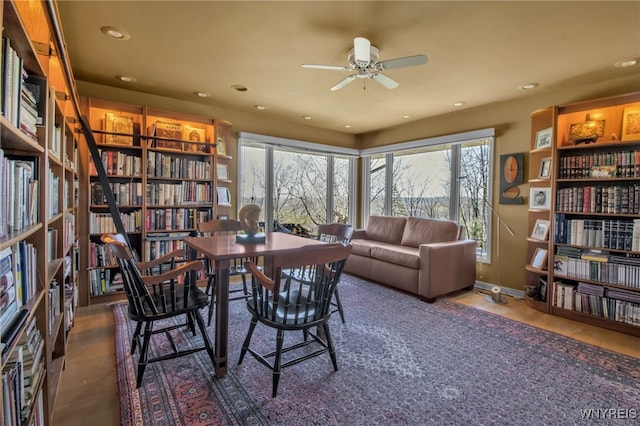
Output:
[236,204,266,243]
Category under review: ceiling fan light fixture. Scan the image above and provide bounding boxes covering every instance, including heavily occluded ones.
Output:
[101,26,130,40]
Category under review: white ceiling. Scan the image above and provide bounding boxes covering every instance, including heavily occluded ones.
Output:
[56,1,640,135]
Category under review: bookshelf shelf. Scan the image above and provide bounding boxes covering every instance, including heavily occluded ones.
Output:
[1,1,80,423]
[529,92,640,337]
[78,97,231,305]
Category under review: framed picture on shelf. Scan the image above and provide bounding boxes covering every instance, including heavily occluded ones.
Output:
[529,187,551,210]
[216,186,231,205]
[216,163,229,180]
[538,157,552,179]
[621,105,640,141]
[530,247,548,270]
[534,127,552,149]
[104,113,134,146]
[183,124,206,152]
[216,136,227,156]
[530,219,550,241]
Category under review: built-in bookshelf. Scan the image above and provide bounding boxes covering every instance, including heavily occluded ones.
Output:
[1,0,80,423]
[524,107,555,312]
[528,92,640,337]
[214,120,233,217]
[78,97,231,305]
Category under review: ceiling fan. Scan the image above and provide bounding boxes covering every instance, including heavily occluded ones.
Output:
[302,37,427,91]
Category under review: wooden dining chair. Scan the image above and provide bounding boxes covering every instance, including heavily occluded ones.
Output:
[197,218,259,325]
[101,233,215,388]
[238,242,352,397]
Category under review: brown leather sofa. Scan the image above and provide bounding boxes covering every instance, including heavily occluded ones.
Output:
[344,215,477,302]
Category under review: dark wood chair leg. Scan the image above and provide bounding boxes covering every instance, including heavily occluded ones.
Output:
[333,288,346,323]
[137,321,153,388]
[131,321,142,354]
[323,322,338,371]
[238,316,258,365]
[207,276,217,326]
[272,329,285,397]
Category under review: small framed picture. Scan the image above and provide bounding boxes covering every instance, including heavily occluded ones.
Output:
[535,127,552,149]
[216,186,231,205]
[530,219,550,241]
[216,163,229,180]
[621,106,640,141]
[538,157,552,179]
[529,187,551,210]
[216,136,227,156]
[531,247,548,270]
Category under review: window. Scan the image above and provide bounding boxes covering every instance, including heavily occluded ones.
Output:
[238,133,358,234]
[362,129,494,262]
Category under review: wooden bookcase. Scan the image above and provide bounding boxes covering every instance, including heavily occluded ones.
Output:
[525,107,556,312]
[214,120,233,218]
[77,97,231,306]
[527,92,640,337]
[0,0,80,424]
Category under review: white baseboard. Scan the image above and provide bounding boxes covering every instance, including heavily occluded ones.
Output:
[474,281,525,300]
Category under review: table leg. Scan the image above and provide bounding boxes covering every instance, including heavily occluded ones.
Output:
[214,259,230,377]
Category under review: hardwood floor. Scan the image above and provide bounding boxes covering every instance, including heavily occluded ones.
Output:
[52,288,640,425]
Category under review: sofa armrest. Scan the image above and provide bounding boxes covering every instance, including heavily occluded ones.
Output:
[418,239,476,301]
[352,228,367,239]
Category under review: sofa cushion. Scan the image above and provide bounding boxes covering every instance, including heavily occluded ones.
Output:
[371,244,420,269]
[365,215,407,245]
[400,217,460,248]
[350,239,378,257]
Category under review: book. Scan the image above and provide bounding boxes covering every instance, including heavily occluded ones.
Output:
[104,113,134,145]
[183,124,206,152]
[154,120,183,150]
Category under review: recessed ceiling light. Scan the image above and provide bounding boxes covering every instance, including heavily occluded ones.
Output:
[232,84,248,92]
[117,75,136,83]
[344,124,351,128]
[303,115,311,120]
[519,83,539,90]
[402,115,411,119]
[255,105,267,110]
[194,91,210,98]
[100,26,130,40]
[614,58,639,68]
[453,101,466,107]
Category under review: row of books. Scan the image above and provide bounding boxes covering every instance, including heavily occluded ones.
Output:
[0,152,38,237]
[89,211,143,234]
[2,315,46,426]
[89,268,123,296]
[0,243,37,341]
[144,233,190,262]
[554,249,640,289]
[554,215,640,251]
[147,151,211,180]
[2,37,45,143]
[553,281,640,327]
[48,167,59,219]
[558,149,640,179]
[145,208,212,231]
[88,242,117,268]
[556,184,639,215]
[90,150,142,177]
[91,181,143,206]
[47,280,60,336]
[146,182,213,205]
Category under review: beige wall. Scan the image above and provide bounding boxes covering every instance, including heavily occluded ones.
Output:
[76,75,640,292]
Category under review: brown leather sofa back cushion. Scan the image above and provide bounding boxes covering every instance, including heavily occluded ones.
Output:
[365,215,407,245]
[400,216,461,248]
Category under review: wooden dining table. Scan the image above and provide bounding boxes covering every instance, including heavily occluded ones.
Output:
[183,231,326,377]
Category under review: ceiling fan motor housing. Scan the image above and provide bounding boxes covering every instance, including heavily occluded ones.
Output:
[348,46,380,67]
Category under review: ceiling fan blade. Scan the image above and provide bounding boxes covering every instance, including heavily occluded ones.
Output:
[302,64,350,71]
[372,73,399,89]
[353,37,371,64]
[330,75,357,91]
[377,54,428,71]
